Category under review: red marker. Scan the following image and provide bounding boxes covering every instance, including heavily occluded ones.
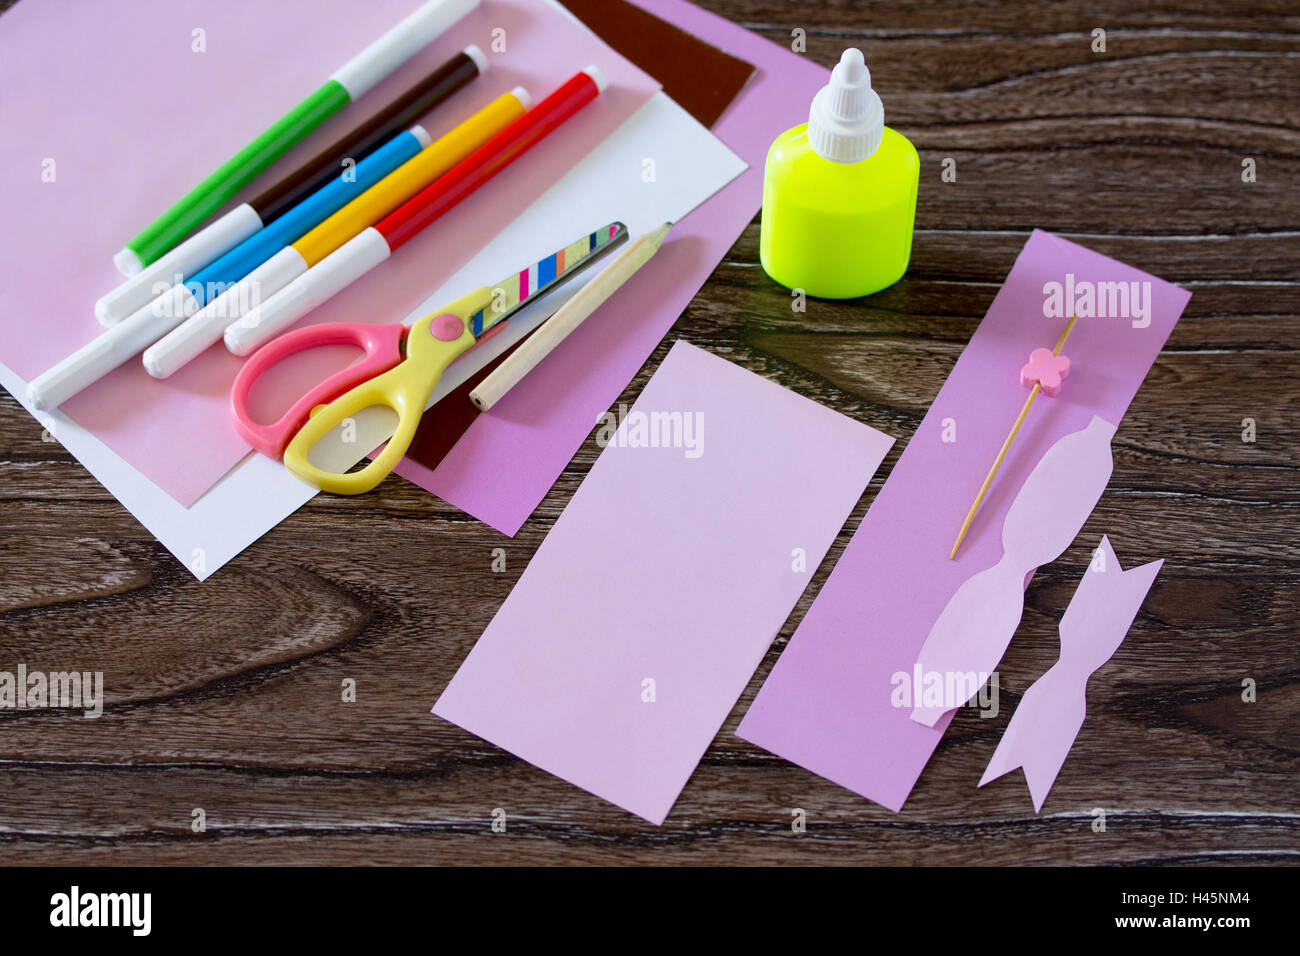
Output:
[380,66,605,250]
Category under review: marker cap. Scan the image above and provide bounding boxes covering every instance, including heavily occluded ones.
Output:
[582,64,608,94]
[463,44,488,74]
[113,246,144,277]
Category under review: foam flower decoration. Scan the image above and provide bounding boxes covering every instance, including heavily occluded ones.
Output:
[1019,347,1070,397]
[952,313,1080,559]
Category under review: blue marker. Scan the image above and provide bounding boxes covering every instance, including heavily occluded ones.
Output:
[182,127,430,309]
[138,126,431,379]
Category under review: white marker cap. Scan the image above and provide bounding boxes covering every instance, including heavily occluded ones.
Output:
[329,0,481,100]
[224,228,392,356]
[28,285,200,410]
[510,86,532,111]
[113,246,143,277]
[95,204,263,325]
[142,247,308,378]
[409,123,433,148]
[582,64,608,94]
[463,43,488,74]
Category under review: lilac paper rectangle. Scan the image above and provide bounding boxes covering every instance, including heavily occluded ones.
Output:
[432,341,894,824]
[405,0,830,535]
[736,230,1191,812]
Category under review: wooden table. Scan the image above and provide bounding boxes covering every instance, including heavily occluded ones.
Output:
[2,0,1296,866]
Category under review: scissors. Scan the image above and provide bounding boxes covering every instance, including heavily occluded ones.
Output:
[231,221,628,494]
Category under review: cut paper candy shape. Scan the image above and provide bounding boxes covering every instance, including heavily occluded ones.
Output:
[911,415,1117,727]
[981,536,1163,812]
[432,340,894,824]
[737,229,1191,812]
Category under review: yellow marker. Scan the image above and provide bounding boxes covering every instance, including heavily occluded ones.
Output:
[291,87,531,266]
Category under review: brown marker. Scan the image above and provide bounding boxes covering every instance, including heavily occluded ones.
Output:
[252,45,487,224]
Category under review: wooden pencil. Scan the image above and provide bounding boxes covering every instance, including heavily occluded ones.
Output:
[469,222,673,411]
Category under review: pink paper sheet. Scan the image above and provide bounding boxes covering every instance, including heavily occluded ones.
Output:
[0,0,657,506]
[432,341,894,824]
[736,231,1191,811]
[397,0,829,535]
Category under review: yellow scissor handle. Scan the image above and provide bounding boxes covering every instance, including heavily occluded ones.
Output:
[282,288,490,494]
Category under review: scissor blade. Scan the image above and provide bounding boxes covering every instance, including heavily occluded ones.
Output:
[469,221,629,336]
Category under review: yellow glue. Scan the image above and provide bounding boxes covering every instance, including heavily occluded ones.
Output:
[760,49,919,300]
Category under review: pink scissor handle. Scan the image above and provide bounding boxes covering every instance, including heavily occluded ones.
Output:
[230,321,406,460]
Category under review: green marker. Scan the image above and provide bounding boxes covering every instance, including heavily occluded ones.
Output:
[115,0,479,276]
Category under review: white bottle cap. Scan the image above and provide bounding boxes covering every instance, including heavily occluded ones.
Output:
[807,48,884,164]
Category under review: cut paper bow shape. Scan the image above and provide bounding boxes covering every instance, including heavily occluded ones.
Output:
[981,536,1162,811]
[911,415,1117,727]
[1019,347,1070,397]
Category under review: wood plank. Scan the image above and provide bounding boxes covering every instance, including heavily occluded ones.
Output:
[0,0,1296,865]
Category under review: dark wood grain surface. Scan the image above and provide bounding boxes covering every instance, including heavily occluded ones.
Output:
[1,0,1297,866]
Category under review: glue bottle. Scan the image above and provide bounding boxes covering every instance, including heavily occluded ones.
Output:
[760,49,919,299]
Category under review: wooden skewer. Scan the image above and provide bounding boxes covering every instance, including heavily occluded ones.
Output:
[949,312,1080,560]
[469,222,673,411]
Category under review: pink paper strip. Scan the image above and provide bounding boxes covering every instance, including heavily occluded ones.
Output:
[400,0,830,535]
[0,0,657,506]
[737,231,1191,812]
[432,341,894,824]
